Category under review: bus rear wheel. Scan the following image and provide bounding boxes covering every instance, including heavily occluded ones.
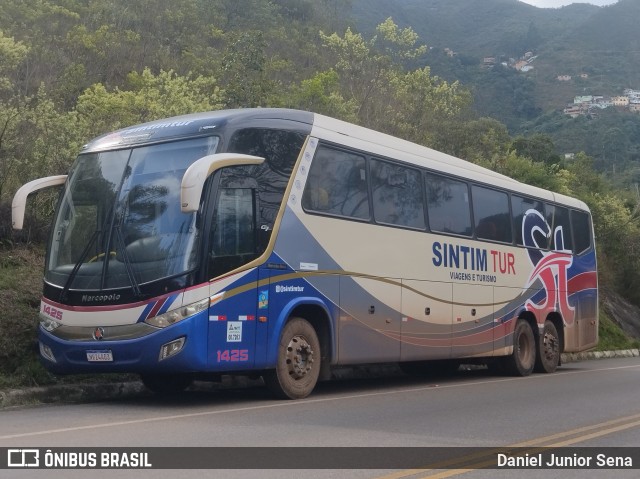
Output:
[534,320,561,373]
[503,319,536,376]
[264,317,321,400]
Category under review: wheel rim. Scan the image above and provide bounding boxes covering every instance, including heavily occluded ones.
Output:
[542,330,559,362]
[517,330,533,366]
[285,335,315,379]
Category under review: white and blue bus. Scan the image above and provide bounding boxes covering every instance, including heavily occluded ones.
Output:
[13,108,598,399]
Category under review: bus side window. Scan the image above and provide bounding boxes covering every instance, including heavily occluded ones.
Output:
[512,195,545,247]
[302,146,370,220]
[208,187,258,278]
[472,185,512,243]
[571,210,592,255]
[425,172,472,236]
[227,128,306,250]
[370,158,425,230]
[548,205,573,253]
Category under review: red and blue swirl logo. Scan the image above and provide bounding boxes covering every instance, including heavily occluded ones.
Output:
[522,209,575,325]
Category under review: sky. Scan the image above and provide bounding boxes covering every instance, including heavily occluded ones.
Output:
[519,0,618,7]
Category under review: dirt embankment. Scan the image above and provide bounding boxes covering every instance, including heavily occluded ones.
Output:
[601,288,640,339]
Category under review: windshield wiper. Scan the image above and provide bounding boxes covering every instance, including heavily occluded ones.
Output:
[59,230,100,302]
[113,225,142,298]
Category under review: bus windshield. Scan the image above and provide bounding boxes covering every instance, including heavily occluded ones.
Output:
[46,136,219,291]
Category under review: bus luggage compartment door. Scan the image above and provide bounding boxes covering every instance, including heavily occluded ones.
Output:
[452,283,495,358]
[338,275,400,363]
[400,280,452,361]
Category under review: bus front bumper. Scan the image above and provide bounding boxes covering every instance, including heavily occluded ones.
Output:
[37,312,209,375]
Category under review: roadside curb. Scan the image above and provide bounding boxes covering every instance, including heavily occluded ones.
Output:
[1,350,638,408]
[0,381,147,408]
[561,348,640,362]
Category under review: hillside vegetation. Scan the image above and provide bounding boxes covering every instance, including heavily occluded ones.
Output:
[0,0,639,384]
[352,0,640,173]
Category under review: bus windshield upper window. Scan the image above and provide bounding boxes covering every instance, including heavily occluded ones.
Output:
[46,136,219,290]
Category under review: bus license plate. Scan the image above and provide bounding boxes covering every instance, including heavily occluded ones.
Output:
[86,350,113,362]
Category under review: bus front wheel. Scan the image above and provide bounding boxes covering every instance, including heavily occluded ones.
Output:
[503,319,536,376]
[264,317,321,400]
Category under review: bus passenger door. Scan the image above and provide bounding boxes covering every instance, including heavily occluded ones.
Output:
[206,185,260,370]
[338,276,400,363]
[452,283,495,358]
[400,280,452,361]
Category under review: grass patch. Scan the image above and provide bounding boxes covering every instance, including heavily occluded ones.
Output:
[0,244,57,388]
[597,309,640,351]
[0,244,135,389]
[0,246,88,388]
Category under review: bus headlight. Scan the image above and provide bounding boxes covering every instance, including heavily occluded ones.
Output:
[144,298,209,328]
[40,317,62,332]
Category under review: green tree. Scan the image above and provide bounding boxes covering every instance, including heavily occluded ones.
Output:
[220,31,279,108]
[0,30,30,201]
[374,17,427,64]
[511,134,562,165]
[289,69,358,121]
[0,31,28,95]
[434,117,510,165]
[318,26,388,124]
[383,67,471,147]
[74,68,222,137]
[317,18,468,135]
[0,86,80,234]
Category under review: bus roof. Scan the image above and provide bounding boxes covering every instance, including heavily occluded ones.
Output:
[82,108,588,212]
[311,113,589,212]
[82,108,314,153]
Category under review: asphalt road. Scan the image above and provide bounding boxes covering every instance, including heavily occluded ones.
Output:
[1,357,640,479]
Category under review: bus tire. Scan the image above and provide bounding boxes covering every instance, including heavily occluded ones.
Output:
[264,317,321,400]
[140,373,193,394]
[504,319,536,376]
[534,320,560,374]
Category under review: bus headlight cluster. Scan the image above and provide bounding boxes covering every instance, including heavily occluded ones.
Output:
[40,317,62,332]
[144,298,209,328]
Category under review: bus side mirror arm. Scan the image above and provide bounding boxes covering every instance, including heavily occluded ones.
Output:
[180,153,264,213]
[12,175,67,230]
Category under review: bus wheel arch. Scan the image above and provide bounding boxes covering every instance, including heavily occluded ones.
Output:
[534,313,563,374]
[263,316,322,399]
[289,303,333,377]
